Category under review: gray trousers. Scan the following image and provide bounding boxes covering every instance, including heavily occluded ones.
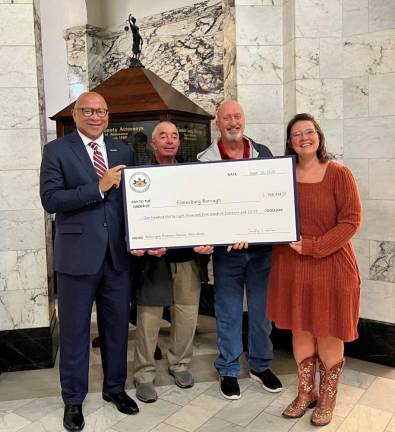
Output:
[133,260,201,384]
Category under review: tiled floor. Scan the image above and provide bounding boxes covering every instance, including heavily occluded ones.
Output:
[1,316,395,432]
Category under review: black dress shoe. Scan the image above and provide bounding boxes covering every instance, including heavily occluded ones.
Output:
[63,404,85,431]
[103,391,139,415]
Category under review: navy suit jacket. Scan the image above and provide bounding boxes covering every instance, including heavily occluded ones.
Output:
[40,130,134,276]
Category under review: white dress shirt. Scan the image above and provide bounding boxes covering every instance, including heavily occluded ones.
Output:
[77,130,108,197]
[77,130,109,170]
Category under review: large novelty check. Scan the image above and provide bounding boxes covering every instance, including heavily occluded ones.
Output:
[123,156,299,250]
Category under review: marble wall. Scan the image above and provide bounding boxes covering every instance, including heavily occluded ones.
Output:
[64,0,228,119]
[235,0,284,156]
[281,0,395,324]
[0,0,53,332]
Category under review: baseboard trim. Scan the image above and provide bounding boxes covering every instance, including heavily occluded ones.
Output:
[0,313,58,372]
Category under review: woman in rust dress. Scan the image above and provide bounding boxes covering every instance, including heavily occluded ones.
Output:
[267,113,362,426]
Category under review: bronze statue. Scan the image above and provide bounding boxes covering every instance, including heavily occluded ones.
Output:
[125,14,144,67]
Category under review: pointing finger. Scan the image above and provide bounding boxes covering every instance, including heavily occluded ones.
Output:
[110,164,127,172]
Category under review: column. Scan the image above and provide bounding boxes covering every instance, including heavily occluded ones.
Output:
[0,0,57,371]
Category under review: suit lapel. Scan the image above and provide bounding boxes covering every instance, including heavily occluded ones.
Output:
[68,130,98,180]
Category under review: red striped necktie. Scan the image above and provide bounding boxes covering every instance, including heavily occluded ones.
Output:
[88,142,107,178]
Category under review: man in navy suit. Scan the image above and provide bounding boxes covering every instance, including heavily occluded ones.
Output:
[40,92,138,431]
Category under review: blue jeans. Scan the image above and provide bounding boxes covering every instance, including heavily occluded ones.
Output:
[213,248,273,377]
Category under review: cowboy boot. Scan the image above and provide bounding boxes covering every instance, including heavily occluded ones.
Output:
[282,355,318,418]
[311,358,344,426]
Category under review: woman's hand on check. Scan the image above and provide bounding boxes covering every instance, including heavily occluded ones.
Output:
[289,236,303,254]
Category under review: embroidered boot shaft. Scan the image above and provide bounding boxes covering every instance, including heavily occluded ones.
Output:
[282,355,318,418]
[311,358,344,426]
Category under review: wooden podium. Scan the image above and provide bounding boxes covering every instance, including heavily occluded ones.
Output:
[51,68,214,165]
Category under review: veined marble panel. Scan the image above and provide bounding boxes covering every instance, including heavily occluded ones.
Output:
[352,238,369,280]
[236,5,282,45]
[283,0,295,45]
[0,249,46,292]
[369,0,395,33]
[284,80,296,122]
[320,38,342,78]
[295,0,342,38]
[65,26,100,84]
[343,30,395,78]
[343,76,369,119]
[358,200,395,241]
[295,79,343,119]
[0,4,34,45]
[64,25,90,101]
[238,84,283,123]
[237,45,282,85]
[295,38,319,80]
[343,0,368,37]
[0,88,39,129]
[0,129,41,170]
[0,288,49,329]
[318,119,343,159]
[344,117,395,158]
[90,32,126,92]
[369,159,395,199]
[0,170,41,211]
[343,158,369,200]
[0,210,46,251]
[369,73,395,117]
[370,241,395,283]
[223,1,236,100]
[140,1,224,116]
[33,0,47,149]
[65,2,225,115]
[0,46,36,88]
[142,29,222,101]
[244,123,285,156]
[361,279,395,323]
[283,40,295,84]
[235,0,283,5]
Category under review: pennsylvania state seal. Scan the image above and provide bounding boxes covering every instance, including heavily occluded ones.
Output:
[129,172,151,193]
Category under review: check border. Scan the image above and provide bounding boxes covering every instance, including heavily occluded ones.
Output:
[122,156,300,250]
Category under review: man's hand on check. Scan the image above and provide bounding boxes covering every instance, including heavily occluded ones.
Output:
[147,248,167,257]
[193,245,214,254]
[130,250,146,256]
[130,248,167,257]
[227,242,249,252]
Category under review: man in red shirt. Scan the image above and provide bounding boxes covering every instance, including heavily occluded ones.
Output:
[197,100,283,400]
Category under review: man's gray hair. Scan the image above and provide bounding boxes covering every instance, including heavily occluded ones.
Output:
[151,121,178,141]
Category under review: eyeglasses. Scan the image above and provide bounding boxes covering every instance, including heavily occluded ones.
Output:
[290,129,317,139]
[76,108,108,118]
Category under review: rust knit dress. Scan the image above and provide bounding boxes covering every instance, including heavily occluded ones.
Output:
[267,161,362,342]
